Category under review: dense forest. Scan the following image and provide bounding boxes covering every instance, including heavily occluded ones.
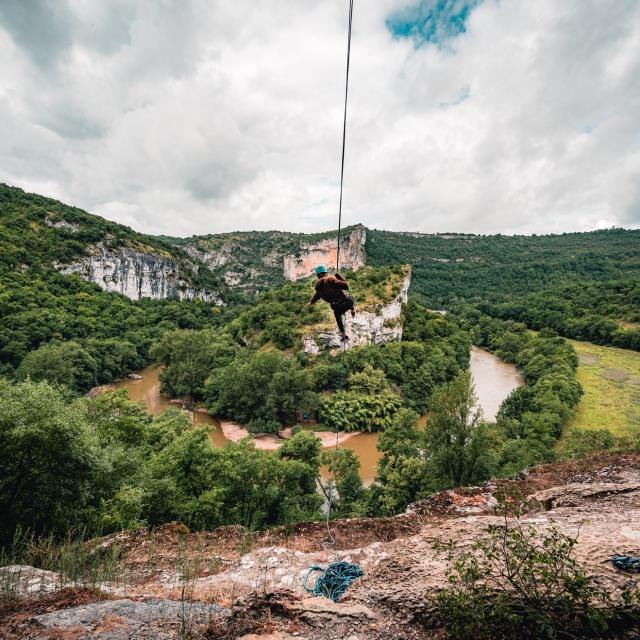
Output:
[367,228,640,350]
[0,184,242,385]
[366,227,640,306]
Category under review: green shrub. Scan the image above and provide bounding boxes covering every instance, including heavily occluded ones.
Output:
[318,390,403,432]
[430,519,638,639]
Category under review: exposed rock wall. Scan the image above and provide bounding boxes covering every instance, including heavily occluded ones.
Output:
[6,456,639,640]
[284,227,367,281]
[56,244,223,303]
[302,267,410,353]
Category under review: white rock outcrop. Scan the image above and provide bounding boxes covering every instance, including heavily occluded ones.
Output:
[302,268,411,353]
[56,243,223,303]
[284,227,367,282]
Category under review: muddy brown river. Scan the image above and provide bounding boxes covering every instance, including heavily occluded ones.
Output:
[116,347,522,483]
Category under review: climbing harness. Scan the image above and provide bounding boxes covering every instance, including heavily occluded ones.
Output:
[303,560,364,602]
[611,555,640,573]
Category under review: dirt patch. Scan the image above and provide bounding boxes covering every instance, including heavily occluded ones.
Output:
[219,422,361,451]
[579,353,600,365]
[601,368,630,382]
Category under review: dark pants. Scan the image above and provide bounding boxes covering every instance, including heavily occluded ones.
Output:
[331,297,354,333]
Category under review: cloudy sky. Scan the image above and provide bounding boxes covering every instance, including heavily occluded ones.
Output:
[1,0,639,236]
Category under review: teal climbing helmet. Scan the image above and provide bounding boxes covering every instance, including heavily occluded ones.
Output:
[315,265,327,275]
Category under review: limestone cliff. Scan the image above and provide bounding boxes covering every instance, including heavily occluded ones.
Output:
[284,226,367,281]
[56,243,223,303]
[302,266,411,353]
[4,455,639,639]
[171,225,368,293]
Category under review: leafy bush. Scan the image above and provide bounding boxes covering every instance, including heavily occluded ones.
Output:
[205,350,316,428]
[318,389,403,432]
[0,378,100,543]
[430,518,638,639]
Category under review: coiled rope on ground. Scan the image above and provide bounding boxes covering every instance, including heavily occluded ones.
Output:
[303,560,365,602]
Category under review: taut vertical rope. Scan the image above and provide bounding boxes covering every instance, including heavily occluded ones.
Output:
[324,0,355,553]
[335,0,354,272]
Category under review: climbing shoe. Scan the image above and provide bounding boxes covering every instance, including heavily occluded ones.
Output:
[350,308,356,317]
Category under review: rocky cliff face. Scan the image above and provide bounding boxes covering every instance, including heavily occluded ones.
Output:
[176,225,368,293]
[5,454,639,640]
[284,227,367,281]
[302,267,411,354]
[56,243,223,303]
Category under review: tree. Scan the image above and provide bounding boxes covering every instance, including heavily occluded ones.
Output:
[0,378,100,543]
[151,329,237,399]
[17,341,97,394]
[322,448,364,515]
[368,408,426,515]
[205,350,316,429]
[424,372,497,490]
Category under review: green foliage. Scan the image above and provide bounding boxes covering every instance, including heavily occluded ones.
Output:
[205,350,316,428]
[484,281,640,351]
[0,379,324,543]
[318,389,404,433]
[366,408,425,516]
[144,433,322,530]
[150,329,237,399]
[465,313,584,476]
[0,379,100,543]
[321,448,364,516]
[430,519,637,639]
[367,228,640,350]
[424,371,498,490]
[367,228,640,307]
[0,184,237,388]
[17,341,97,395]
[365,316,586,516]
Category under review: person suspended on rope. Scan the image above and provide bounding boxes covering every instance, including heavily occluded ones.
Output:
[308,265,355,341]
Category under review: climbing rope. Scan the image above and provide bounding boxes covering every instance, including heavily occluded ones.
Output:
[304,560,364,602]
[611,555,640,572]
[335,0,354,273]
[306,3,361,603]
[321,0,355,555]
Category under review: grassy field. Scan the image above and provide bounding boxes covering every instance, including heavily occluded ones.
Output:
[565,339,640,436]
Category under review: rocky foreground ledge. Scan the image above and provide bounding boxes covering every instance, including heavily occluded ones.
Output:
[2,454,639,639]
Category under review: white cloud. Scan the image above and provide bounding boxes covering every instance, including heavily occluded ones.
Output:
[0,0,638,236]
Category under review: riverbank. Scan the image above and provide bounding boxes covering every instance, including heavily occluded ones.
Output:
[219,421,362,450]
[113,348,524,483]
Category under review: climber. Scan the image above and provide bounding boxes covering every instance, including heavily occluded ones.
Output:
[308,265,355,341]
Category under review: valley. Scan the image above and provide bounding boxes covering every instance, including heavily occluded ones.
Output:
[114,345,522,484]
[1,184,639,639]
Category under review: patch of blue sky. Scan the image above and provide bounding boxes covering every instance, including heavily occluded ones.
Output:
[386,0,483,49]
[439,85,470,108]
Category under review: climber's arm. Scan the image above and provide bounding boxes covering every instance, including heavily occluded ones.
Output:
[308,291,321,305]
[334,273,349,289]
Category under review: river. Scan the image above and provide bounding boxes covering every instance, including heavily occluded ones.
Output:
[116,346,522,484]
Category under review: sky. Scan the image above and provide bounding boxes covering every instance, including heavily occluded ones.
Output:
[1,0,639,237]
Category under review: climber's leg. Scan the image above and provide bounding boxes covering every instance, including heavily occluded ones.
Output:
[332,298,354,338]
[334,307,346,335]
